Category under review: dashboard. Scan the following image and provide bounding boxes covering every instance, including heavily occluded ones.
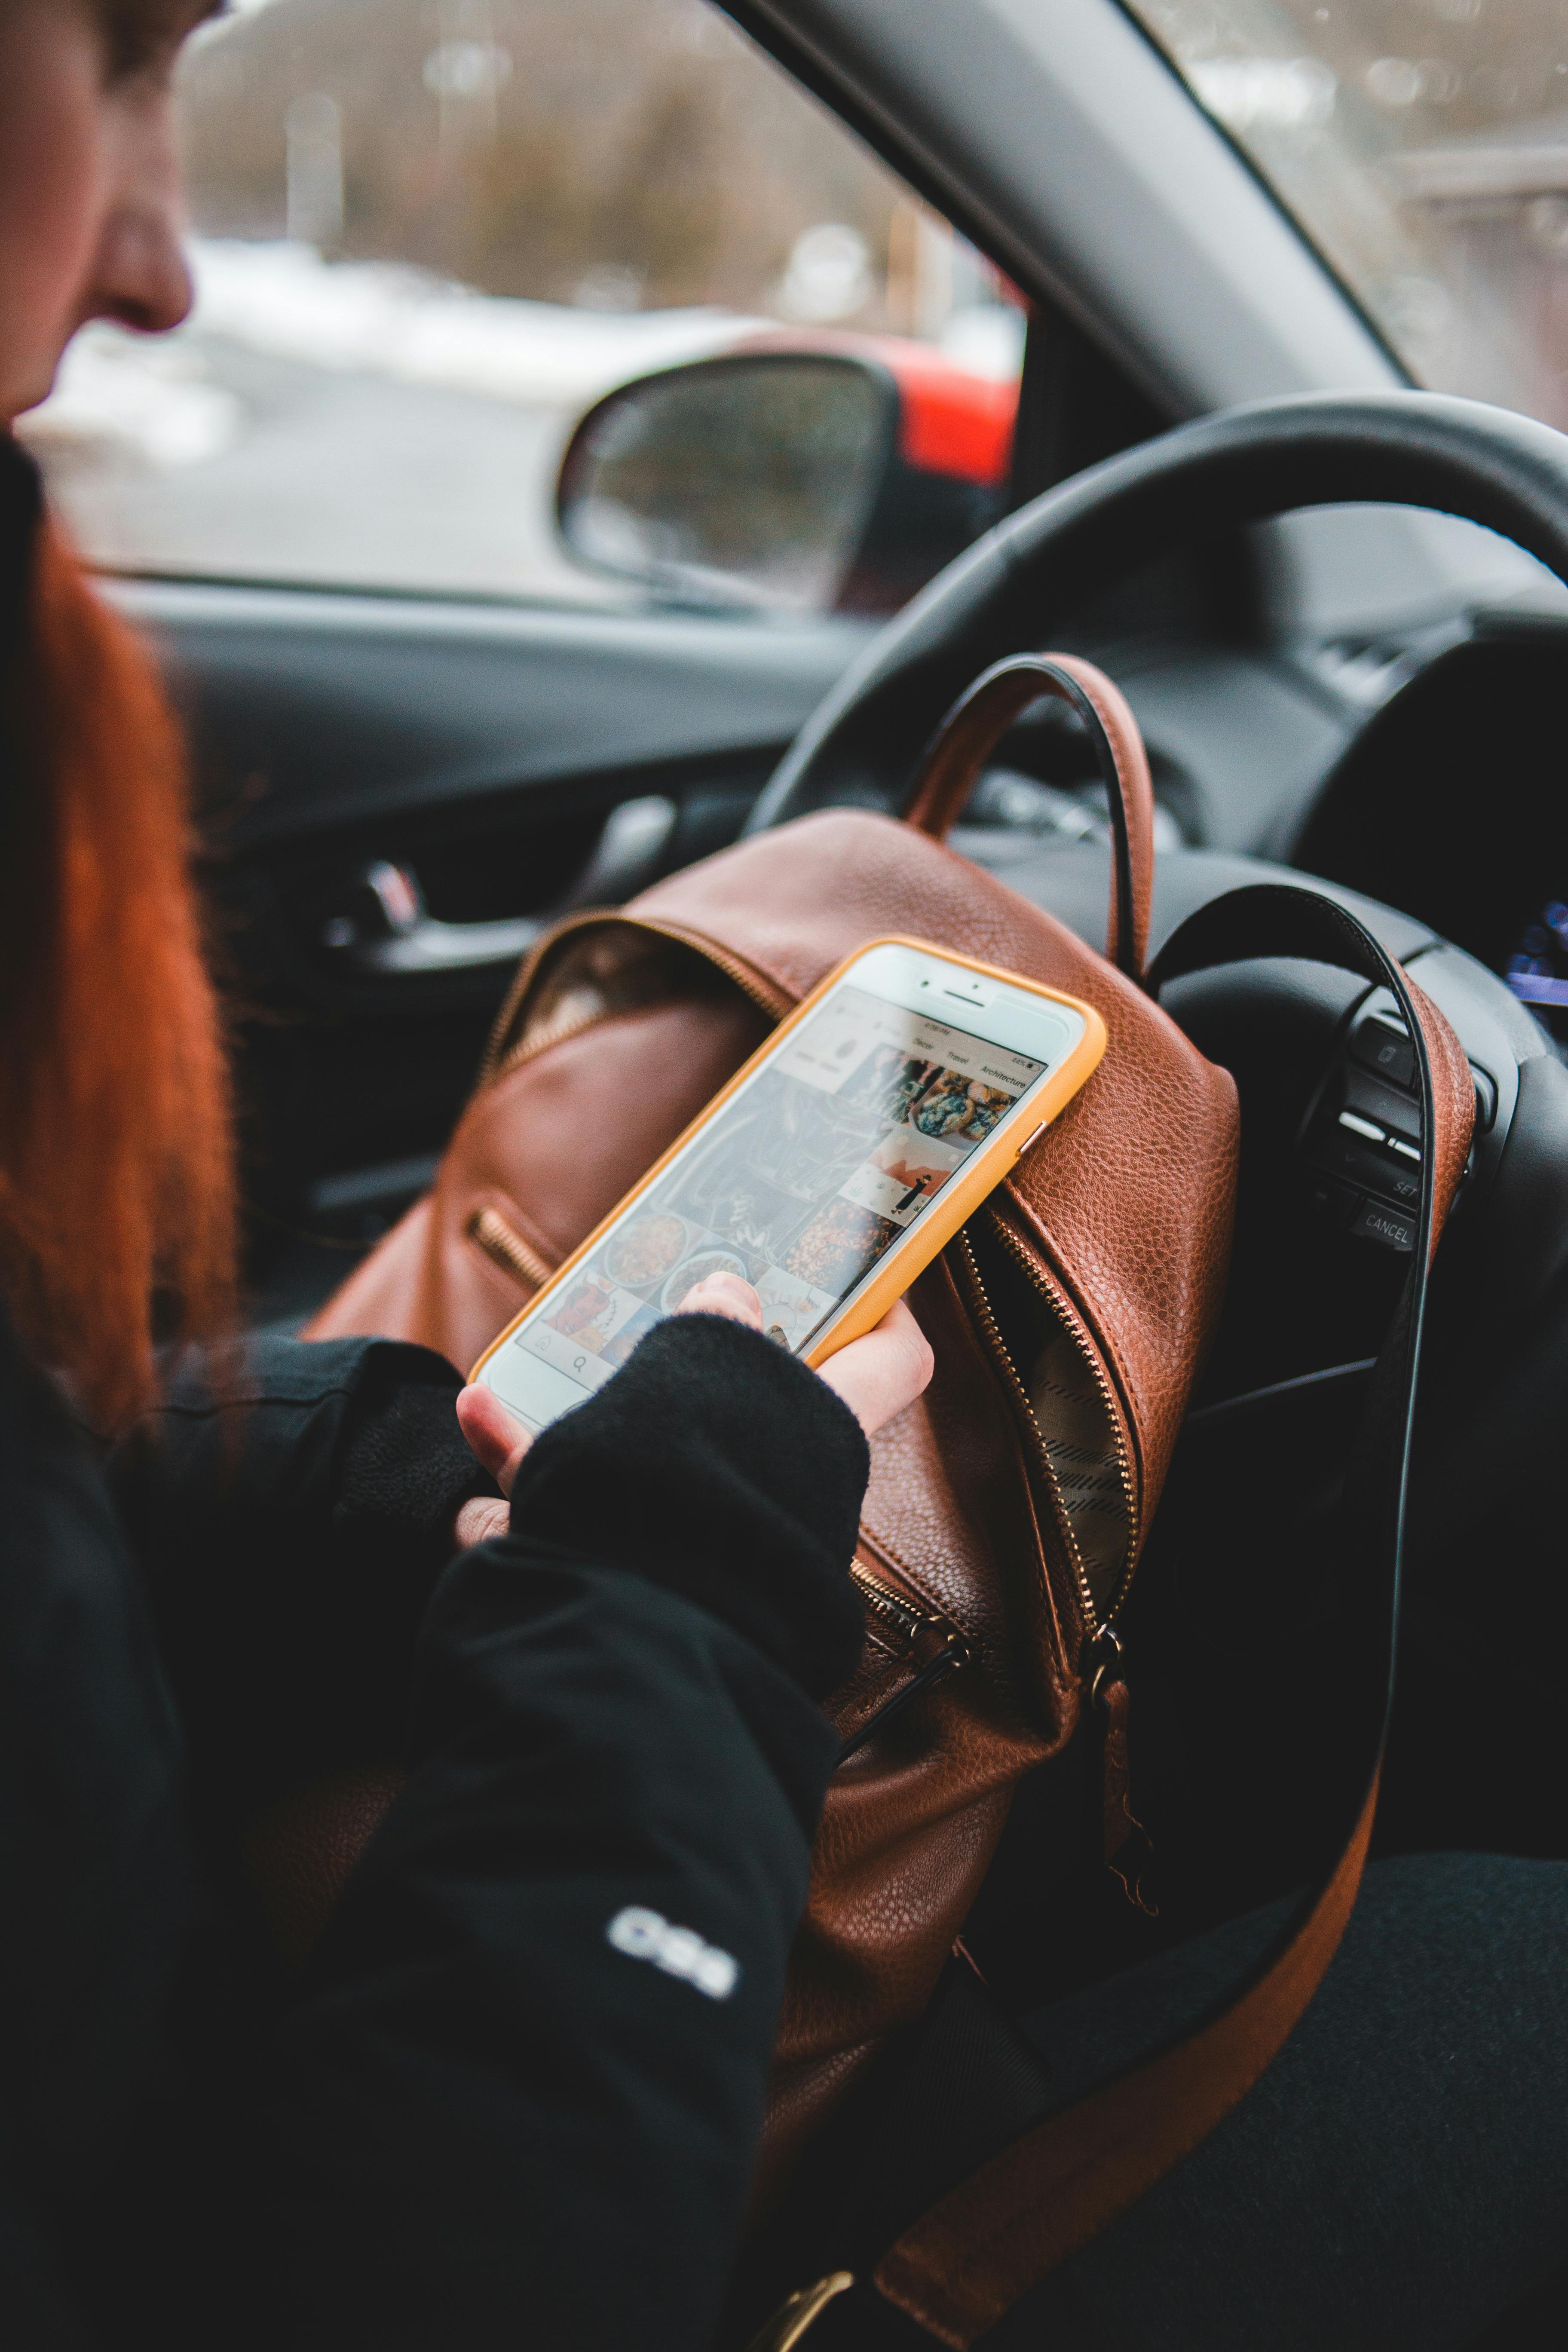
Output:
[1287,616,1568,1046]
[949,602,1568,1064]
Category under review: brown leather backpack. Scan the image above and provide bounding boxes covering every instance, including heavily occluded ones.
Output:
[283,652,1473,2342]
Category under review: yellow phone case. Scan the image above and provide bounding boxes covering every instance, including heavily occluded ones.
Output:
[468,935,1108,1385]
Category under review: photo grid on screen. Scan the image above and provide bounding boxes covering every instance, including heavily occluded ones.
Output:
[511,984,1044,1395]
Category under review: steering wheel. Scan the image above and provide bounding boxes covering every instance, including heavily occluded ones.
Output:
[749,389,1568,830]
[750,390,1568,1630]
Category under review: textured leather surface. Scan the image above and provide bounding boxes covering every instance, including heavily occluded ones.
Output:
[280,674,1240,2192]
[1405,974,1476,1256]
[858,1265,1055,1673]
[307,1195,436,1347]
[307,993,771,1369]
[903,653,1155,981]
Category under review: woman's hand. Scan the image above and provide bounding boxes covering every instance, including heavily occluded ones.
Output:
[451,1274,933,1551]
[452,1384,533,1550]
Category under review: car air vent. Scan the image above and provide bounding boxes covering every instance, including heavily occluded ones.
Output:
[956,767,1185,852]
[1306,618,1469,714]
[1310,637,1420,712]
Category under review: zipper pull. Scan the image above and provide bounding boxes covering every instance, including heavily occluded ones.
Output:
[836,1626,971,1764]
[839,1562,972,1764]
[1090,1629,1157,1917]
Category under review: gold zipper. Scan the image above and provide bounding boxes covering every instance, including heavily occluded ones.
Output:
[489,998,615,1087]
[848,1556,943,1644]
[481,910,606,1086]
[480,910,792,1088]
[466,1204,555,1293]
[744,2274,855,2352]
[632,915,794,1019]
[954,1221,1139,1638]
[842,1559,971,1763]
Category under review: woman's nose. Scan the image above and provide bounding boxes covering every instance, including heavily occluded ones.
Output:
[90,196,194,335]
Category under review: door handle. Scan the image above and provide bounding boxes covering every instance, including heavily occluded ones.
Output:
[319,796,677,977]
[323,863,542,975]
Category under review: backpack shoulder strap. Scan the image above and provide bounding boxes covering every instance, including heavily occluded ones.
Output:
[860,885,1473,2349]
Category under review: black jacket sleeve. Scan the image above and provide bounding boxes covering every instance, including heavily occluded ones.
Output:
[0,1310,193,2350]
[264,1315,870,2352]
[105,1335,496,1804]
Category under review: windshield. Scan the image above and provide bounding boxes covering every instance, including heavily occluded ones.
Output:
[1123,0,1568,428]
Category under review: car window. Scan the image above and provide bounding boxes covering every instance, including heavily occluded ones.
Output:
[20,0,1023,614]
[1122,0,1568,430]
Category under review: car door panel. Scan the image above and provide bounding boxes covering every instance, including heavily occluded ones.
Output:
[110,582,873,845]
[106,578,870,1320]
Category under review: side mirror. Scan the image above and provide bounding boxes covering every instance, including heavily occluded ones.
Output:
[555,346,1015,616]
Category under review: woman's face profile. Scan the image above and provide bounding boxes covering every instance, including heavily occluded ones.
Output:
[0,0,214,426]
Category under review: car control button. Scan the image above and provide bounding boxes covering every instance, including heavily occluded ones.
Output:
[1342,1066,1422,1142]
[1338,1109,1384,1143]
[1350,1014,1417,1093]
[1349,1197,1416,1253]
[1307,1175,1359,1229]
[1314,1129,1421,1207]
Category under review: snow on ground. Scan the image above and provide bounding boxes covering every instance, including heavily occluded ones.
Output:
[187,240,760,407]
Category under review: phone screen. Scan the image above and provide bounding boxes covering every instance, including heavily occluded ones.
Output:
[481,972,1059,1430]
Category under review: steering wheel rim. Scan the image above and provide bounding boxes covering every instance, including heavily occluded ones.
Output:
[747,389,1568,835]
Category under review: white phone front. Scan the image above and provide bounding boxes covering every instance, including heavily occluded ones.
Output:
[475,940,1095,1435]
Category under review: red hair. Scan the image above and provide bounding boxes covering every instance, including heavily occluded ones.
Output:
[0,508,236,1430]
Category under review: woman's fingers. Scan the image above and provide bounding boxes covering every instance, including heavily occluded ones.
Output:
[679,1273,931,1436]
[453,1277,929,1551]
[453,1380,529,1550]
[453,1493,511,1550]
[676,1271,764,1329]
[456,1381,534,1498]
[453,1277,761,1537]
[816,1297,934,1439]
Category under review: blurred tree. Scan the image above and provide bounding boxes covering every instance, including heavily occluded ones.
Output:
[177,0,910,319]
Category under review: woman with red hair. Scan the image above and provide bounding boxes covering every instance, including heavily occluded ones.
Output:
[23,17,1568,2352]
[0,7,932,2345]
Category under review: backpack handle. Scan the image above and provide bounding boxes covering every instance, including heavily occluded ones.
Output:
[902,653,1156,985]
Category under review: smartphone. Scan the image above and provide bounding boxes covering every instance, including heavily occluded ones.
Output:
[470,936,1106,1433]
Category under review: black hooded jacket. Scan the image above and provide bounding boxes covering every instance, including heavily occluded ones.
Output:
[0,438,870,2349]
